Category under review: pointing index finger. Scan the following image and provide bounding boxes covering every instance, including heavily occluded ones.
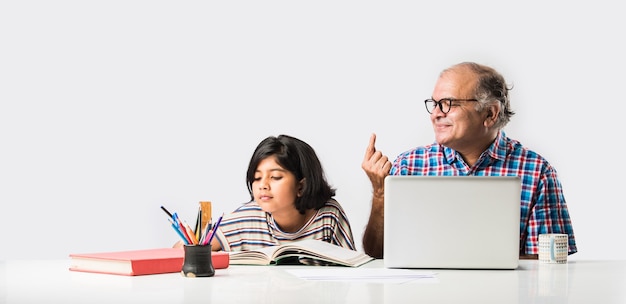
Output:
[365,133,377,158]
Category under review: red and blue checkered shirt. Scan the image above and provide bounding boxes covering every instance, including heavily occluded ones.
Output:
[389,131,577,255]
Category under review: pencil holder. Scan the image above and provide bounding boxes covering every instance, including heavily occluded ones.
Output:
[181,245,215,277]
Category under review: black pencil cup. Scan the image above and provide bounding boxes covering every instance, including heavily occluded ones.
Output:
[181,245,215,278]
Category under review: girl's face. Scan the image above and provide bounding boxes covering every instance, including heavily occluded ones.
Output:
[252,156,302,216]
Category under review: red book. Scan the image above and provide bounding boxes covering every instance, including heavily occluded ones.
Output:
[69,248,229,276]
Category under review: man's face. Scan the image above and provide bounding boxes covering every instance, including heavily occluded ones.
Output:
[429,68,491,153]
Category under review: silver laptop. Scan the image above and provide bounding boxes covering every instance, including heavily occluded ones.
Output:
[383,176,521,269]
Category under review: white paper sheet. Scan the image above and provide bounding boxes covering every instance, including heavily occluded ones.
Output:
[285,268,438,284]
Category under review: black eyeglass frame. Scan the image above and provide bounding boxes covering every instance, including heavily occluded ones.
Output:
[424,98,479,114]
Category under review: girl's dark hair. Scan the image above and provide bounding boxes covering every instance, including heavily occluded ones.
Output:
[246,135,336,214]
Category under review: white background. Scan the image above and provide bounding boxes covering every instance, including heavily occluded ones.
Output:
[1,1,624,260]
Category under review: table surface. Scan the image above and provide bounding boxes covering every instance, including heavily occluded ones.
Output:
[2,258,625,304]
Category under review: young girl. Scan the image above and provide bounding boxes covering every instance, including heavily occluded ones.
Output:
[211,134,355,252]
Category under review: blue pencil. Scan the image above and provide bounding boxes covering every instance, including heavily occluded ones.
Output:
[168,218,189,245]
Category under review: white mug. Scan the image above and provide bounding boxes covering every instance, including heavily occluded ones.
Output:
[538,234,568,263]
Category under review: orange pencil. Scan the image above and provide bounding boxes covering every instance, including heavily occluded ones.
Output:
[183,221,198,245]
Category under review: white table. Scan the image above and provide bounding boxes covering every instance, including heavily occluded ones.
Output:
[2,259,625,303]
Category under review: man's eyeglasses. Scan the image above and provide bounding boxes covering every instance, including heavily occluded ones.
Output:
[424,98,479,114]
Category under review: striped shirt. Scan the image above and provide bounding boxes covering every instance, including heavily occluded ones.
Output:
[214,199,356,252]
[390,130,577,255]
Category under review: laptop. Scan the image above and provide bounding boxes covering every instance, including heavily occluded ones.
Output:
[383,175,521,270]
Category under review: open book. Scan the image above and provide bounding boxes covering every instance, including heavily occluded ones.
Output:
[228,239,373,267]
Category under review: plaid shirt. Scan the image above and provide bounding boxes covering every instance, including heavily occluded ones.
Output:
[389,130,577,255]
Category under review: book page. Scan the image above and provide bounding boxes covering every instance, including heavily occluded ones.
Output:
[229,245,283,265]
[70,258,132,275]
[229,240,373,267]
[273,239,373,267]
